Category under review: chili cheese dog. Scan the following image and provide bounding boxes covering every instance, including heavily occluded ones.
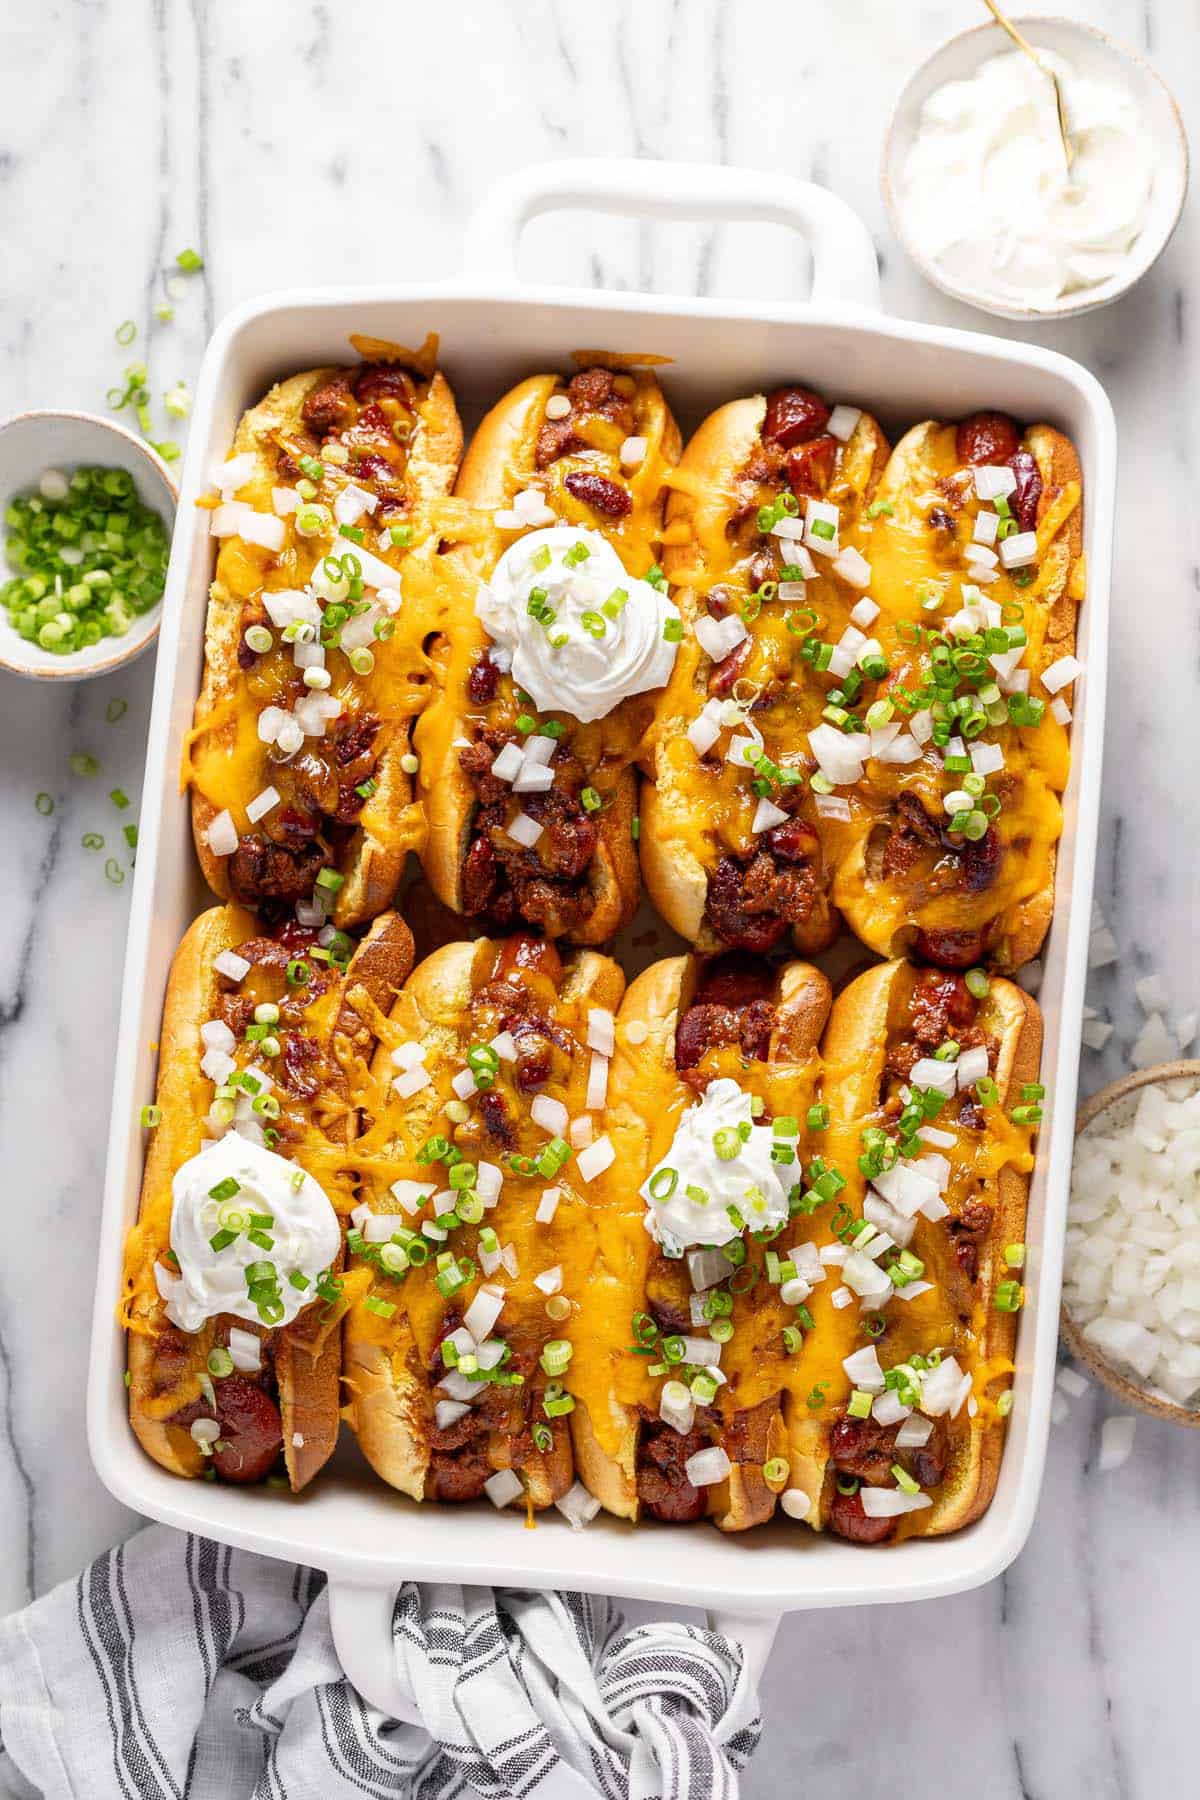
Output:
[815,411,1084,970]
[570,952,832,1529]
[121,903,413,1489]
[783,958,1042,1542]
[641,384,889,955]
[341,933,624,1509]
[416,364,682,944]
[188,342,462,929]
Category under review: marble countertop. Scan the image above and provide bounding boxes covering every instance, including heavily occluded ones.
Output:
[1,0,1197,1790]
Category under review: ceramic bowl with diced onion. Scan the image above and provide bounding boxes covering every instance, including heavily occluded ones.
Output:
[882,17,1189,321]
[0,409,178,681]
[1063,1061,1200,1425]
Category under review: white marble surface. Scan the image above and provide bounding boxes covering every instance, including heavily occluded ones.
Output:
[1,0,1197,1790]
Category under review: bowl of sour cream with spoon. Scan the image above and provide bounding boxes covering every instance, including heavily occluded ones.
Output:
[882,15,1188,320]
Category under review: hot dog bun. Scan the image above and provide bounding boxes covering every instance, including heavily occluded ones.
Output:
[823,416,1083,972]
[784,958,1042,1540]
[342,933,625,1507]
[123,903,413,1490]
[416,366,681,944]
[189,354,462,929]
[642,388,889,956]
[571,952,832,1529]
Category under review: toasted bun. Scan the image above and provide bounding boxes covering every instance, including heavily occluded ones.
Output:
[571,952,832,1530]
[126,905,413,1491]
[344,938,624,1506]
[417,370,680,946]
[831,419,1083,972]
[642,395,888,955]
[191,363,461,929]
[791,958,1042,1538]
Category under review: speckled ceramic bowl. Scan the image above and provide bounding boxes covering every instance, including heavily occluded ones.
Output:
[0,408,178,681]
[882,15,1189,322]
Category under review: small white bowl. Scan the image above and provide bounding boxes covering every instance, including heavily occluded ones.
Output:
[882,15,1189,322]
[0,409,178,681]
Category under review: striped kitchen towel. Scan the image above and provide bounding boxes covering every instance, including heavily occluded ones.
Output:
[0,1526,761,1799]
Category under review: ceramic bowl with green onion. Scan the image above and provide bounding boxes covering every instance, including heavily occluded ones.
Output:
[0,409,178,681]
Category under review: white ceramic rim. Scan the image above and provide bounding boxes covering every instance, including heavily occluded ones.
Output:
[85,163,1116,1690]
[0,407,178,680]
[881,13,1190,323]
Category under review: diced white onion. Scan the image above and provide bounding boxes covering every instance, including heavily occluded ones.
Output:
[476,1162,502,1207]
[533,1266,562,1295]
[956,1045,990,1088]
[508,812,543,848]
[463,1285,505,1344]
[832,546,871,589]
[484,1469,524,1509]
[435,1400,471,1431]
[213,950,250,983]
[620,435,647,469]
[586,1053,609,1111]
[245,786,280,824]
[555,1481,602,1529]
[451,1066,477,1101]
[973,509,999,545]
[973,464,1017,502]
[687,710,722,757]
[200,1019,236,1055]
[490,1032,518,1064]
[694,613,747,664]
[390,1179,435,1216]
[895,1414,934,1449]
[1098,1415,1137,1472]
[860,1487,932,1518]
[684,1446,731,1488]
[871,1389,911,1427]
[490,742,524,783]
[531,1094,568,1137]
[535,1187,560,1224]
[999,530,1038,570]
[1041,655,1081,695]
[587,1009,615,1057]
[660,1379,695,1437]
[210,503,286,553]
[577,1136,614,1182]
[205,810,238,857]
[841,1344,885,1392]
[393,1065,433,1100]
[228,1327,262,1373]
[827,404,861,442]
[751,797,790,835]
[780,1487,810,1520]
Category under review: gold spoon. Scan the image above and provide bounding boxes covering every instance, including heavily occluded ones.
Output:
[981,0,1075,170]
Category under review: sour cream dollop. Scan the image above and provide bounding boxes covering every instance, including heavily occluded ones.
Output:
[160,1133,341,1334]
[640,1078,793,1250]
[475,525,679,724]
[899,50,1154,309]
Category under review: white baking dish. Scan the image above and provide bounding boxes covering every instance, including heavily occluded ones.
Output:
[87,161,1114,1710]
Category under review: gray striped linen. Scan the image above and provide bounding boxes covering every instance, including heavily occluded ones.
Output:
[0,1526,761,1799]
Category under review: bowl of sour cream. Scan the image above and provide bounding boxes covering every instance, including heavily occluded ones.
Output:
[882,16,1188,320]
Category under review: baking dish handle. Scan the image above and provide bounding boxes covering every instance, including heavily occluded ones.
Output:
[467,157,881,312]
[327,1578,780,1735]
[328,1579,425,1723]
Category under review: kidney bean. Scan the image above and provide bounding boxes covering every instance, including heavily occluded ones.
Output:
[564,471,631,517]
